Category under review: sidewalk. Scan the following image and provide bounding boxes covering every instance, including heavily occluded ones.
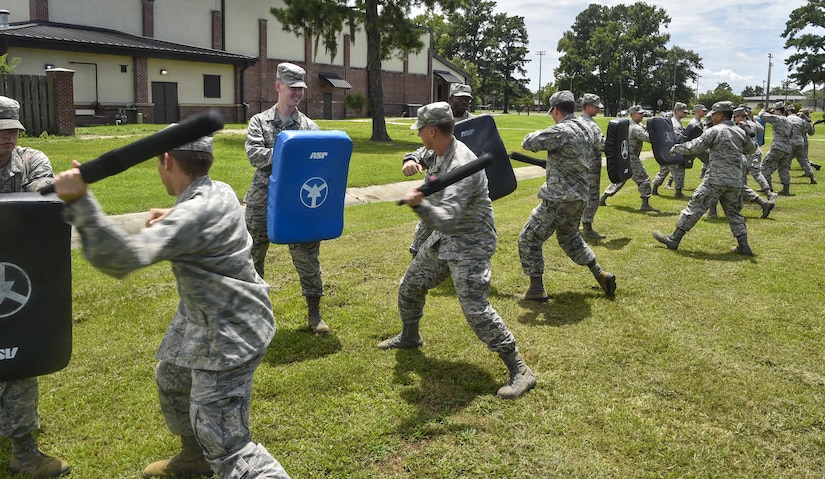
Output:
[71,153,655,249]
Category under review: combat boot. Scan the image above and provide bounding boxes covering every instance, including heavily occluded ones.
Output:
[651,183,660,195]
[653,228,685,250]
[596,271,617,297]
[666,177,674,188]
[497,350,536,399]
[582,222,606,240]
[598,193,609,206]
[707,204,718,218]
[143,435,213,478]
[811,175,818,185]
[733,235,754,256]
[779,183,791,196]
[516,276,549,302]
[306,295,329,334]
[812,161,822,171]
[760,199,775,219]
[674,188,686,198]
[639,197,659,212]
[767,191,778,202]
[377,323,423,350]
[9,434,71,478]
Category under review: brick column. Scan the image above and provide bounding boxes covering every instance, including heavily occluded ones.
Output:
[29,0,48,21]
[211,10,223,50]
[46,68,75,136]
[133,57,151,123]
[142,0,154,38]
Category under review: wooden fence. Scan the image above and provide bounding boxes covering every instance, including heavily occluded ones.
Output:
[0,74,55,136]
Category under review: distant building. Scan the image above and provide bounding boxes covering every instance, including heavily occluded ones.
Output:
[0,0,472,125]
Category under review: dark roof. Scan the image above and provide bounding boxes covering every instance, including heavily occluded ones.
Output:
[319,72,352,89]
[0,21,257,66]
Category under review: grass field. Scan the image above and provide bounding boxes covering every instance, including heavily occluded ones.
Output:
[3,114,824,478]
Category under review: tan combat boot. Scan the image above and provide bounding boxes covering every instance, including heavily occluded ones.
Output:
[9,434,71,478]
[143,436,213,478]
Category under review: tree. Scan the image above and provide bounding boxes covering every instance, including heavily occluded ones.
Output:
[696,82,743,109]
[485,14,529,113]
[0,53,21,74]
[555,2,702,116]
[782,0,825,110]
[741,85,764,97]
[272,0,466,142]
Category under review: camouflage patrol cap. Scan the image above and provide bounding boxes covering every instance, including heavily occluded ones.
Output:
[693,104,708,112]
[410,101,453,130]
[548,90,575,110]
[449,83,472,98]
[628,105,645,114]
[581,93,603,108]
[711,101,734,112]
[733,107,747,118]
[786,104,796,112]
[772,101,786,111]
[163,123,214,153]
[276,62,308,88]
[0,96,26,131]
[673,102,688,113]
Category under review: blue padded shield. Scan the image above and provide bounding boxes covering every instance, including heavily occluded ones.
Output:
[647,117,684,165]
[267,130,353,244]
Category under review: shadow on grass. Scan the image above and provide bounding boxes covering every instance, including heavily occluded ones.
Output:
[391,349,496,438]
[264,327,342,365]
[515,291,592,326]
[613,205,679,217]
[653,246,758,263]
[584,236,633,251]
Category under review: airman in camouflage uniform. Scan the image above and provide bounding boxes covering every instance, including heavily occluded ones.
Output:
[0,95,71,478]
[54,133,291,479]
[740,107,775,198]
[578,93,607,239]
[785,105,817,184]
[733,108,775,219]
[519,91,616,301]
[652,102,688,198]
[402,83,474,256]
[654,101,758,255]
[378,102,536,400]
[244,63,330,334]
[760,101,795,196]
[598,105,659,211]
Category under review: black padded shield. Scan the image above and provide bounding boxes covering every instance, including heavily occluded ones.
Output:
[680,123,703,168]
[605,119,632,183]
[454,115,517,200]
[647,117,683,165]
[0,194,72,381]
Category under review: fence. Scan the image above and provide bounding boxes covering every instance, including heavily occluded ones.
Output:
[0,74,55,136]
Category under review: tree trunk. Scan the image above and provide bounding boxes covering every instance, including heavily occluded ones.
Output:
[365,0,391,142]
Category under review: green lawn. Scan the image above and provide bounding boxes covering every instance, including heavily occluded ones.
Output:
[3,114,823,478]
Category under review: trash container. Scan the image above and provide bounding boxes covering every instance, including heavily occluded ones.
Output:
[405,104,423,118]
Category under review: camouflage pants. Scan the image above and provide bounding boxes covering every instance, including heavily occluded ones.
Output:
[155,357,290,479]
[602,155,652,198]
[519,200,596,278]
[246,203,323,295]
[747,154,772,192]
[653,163,685,190]
[676,182,746,238]
[761,148,792,186]
[581,155,602,224]
[398,237,516,355]
[0,378,39,438]
[791,144,815,177]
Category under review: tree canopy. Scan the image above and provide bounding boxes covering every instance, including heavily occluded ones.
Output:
[555,2,702,116]
[782,0,825,108]
[272,0,466,142]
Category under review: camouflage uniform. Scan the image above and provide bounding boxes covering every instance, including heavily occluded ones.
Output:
[0,146,53,440]
[65,175,290,479]
[787,112,815,177]
[245,104,323,295]
[519,112,599,276]
[759,109,794,187]
[398,137,516,355]
[743,117,772,192]
[578,107,605,225]
[601,113,653,199]
[671,119,757,237]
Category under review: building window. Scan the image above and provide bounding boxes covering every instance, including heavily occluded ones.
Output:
[203,75,221,98]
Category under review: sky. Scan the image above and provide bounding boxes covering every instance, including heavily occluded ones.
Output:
[481,0,810,97]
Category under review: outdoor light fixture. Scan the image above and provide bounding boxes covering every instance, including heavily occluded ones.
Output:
[160,68,169,75]
[44,63,55,70]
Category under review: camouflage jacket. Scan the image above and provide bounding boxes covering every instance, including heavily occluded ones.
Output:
[787,114,814,147]
[579,112,606,158]
[0,147,54,193]
[413,138,497,260]
[522,113,594,202]
[65,176,275,371]
[758,111,792,153]
[673,120,756,187]
[244,106,319,205]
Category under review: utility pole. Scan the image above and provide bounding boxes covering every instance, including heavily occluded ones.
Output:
[536,50,546,110]
[766,53,773,109]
